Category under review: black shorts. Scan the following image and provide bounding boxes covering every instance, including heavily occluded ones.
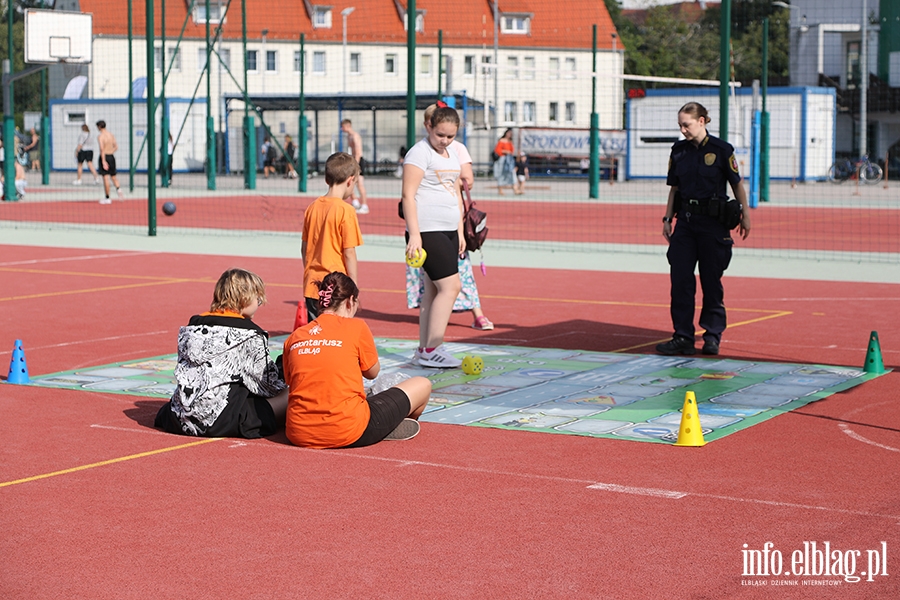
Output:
[98,154,117,176]
[407,230,460,281]
[340,387,411,448]
[77,150,93,164]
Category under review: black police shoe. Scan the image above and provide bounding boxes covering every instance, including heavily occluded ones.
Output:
[656,336,696,355]
[702,338,720,355]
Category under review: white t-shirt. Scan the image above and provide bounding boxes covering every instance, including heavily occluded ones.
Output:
[77,131,93,151]
[404,137,461,232]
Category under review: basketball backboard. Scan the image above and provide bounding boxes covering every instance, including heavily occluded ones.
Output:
[24,10,92,65]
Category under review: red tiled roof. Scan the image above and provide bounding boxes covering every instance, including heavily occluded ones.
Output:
[80,0,618,50]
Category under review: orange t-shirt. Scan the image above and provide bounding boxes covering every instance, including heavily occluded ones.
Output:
[494,139,514,157]
[302,196,363,299]
[283,313,379,448]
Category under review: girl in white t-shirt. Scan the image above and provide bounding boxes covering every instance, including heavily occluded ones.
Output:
[406,104,493,332]
[401,107,465,368]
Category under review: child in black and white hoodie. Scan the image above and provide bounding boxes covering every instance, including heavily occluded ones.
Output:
[155,268,288,438]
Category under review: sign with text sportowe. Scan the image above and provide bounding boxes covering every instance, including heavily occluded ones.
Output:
[518,128,626,158]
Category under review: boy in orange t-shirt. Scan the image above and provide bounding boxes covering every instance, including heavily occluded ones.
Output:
[301,152,363,323]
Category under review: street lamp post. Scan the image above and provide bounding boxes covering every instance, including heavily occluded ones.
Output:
[342,7,355,94]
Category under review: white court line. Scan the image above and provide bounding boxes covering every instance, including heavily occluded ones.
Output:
[269,447,900,521]
[587,482,687,499]
[839,423,900,453]
[0,331,170,356]
[85,422,900,522]
[0,250,160,266]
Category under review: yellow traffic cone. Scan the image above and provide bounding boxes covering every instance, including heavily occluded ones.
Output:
[674,391,706,447]
[863,331,885,374]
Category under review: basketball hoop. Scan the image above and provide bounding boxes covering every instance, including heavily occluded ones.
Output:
[24,10,92,66]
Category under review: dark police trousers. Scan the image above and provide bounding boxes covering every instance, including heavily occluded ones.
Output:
[666,212,733,343]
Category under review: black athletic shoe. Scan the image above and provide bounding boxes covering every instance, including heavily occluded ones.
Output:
[702,339,720,355]
[656,336,696,355]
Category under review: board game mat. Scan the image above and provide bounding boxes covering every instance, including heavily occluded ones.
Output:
[25,337,885,444]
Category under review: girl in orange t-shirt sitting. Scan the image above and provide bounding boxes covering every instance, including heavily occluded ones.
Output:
[282,272,432,448]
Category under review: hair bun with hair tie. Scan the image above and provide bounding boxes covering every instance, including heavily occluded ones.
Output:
[319,283,334,308]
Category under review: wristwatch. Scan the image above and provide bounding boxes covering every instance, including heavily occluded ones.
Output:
[662,216,672,223]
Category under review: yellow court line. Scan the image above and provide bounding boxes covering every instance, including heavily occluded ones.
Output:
[614,310,794,353]
[363,287,788,315]
[0,279,195,302]
[0,266,213,282]
[0,438,221,489]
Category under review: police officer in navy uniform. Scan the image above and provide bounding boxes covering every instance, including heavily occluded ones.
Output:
[657,102,751,356]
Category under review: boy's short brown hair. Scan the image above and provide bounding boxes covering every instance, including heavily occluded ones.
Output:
[324,152,359,185]
[210,268,267,313]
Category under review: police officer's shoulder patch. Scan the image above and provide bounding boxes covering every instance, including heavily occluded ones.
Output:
[704,153,716,166]
[729,154,739,173]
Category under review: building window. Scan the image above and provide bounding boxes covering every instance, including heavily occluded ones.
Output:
[385,53,397,74]
[247,49,258,72]
[847,41,861,88]
[420,54,432,76]
[193,2,225,24]
[403,12,424,32]
[313,51,326,75]
[549,57,559,80]
[565,102,576,123]
[198,47,229,72]
[501,15,530,34]
[350,52,361,75]
[565,57,576,79]
[549,102,558,123]
[481,55,493,78]
[312,7,332,29]
[523,56,535,79]
[266,50,277,73]
[523,101,536,124]
[507,56,518,79]
[153,47,181,72]
[168,48,181,72]
[464,55,475,76]
[64,111,86,125]
[293,50,304,73]
[504,101,517,124]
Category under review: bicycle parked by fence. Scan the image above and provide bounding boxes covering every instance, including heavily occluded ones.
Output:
[827,155,883,184]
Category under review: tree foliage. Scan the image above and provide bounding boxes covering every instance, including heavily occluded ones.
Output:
[1,2,54,126]
[604,0,790,91]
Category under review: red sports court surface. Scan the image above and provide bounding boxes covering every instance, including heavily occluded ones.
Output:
[2,194,897,253]
[1,243,899,598]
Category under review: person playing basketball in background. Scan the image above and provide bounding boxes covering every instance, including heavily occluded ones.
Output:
[340,119,369,214]
[96,120,123,204]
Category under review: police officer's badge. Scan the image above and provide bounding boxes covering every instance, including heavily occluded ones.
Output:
[704,153,716,166]
[730,154,740,173]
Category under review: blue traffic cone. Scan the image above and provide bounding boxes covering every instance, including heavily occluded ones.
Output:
[7,339,30,384]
